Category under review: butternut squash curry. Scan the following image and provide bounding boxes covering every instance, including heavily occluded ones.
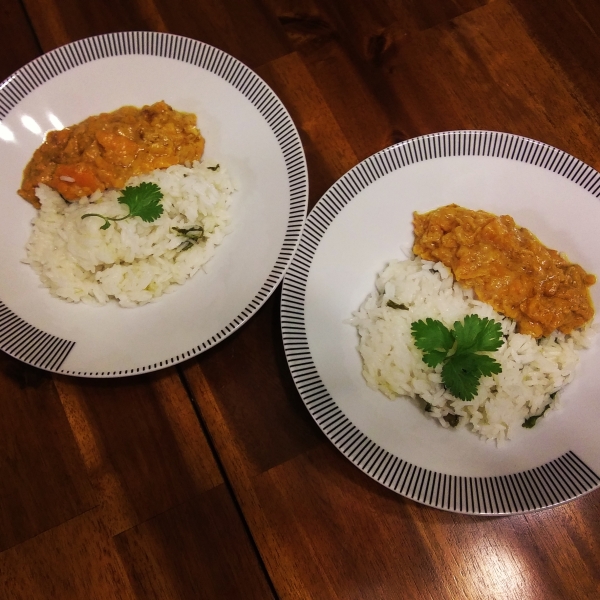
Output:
[413,204,595,338]
[18,101,205,207]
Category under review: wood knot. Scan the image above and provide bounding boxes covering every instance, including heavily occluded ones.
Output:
[278,13,335,46]
[367,32,392,66]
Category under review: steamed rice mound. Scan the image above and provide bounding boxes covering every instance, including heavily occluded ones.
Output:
[352,257,592,442]
[24,160,235,307]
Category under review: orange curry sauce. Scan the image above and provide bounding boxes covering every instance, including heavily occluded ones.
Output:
[412,204,595,338]
[18,101,205,207]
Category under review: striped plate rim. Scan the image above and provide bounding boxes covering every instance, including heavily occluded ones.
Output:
[0,32,307,376]
[281,131,600,514]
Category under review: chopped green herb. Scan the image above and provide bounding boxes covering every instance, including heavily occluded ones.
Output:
[424,402,433,413]
[207,164,220,171]
[172,225,205,252]
[387,300,408,310]
[443,413,460,427]
[81,182,164,229]
[522,394,556,428]
[411,314,503,402]
[172,226,204,239]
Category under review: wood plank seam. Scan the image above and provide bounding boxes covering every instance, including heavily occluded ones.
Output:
[176,364,281,600]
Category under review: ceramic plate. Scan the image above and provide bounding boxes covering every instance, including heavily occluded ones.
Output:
[281,131,600,514]
[0,32,307,376]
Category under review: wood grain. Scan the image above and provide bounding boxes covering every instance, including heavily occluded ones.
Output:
[0,509,135,600]
[0,355,96,552]
[184,293,324,477]
[114,485,275,600]
[2,0,600,598]
[257,51,358,207]
[53,369,223,535]
[0,0,40,78]
[1,0,278,596]
[182,1,600,598]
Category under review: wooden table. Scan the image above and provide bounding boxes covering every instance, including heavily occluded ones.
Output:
[2,1,600,598]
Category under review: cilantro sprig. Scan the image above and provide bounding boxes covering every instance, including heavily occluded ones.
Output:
[81,182,164,230]
[411,315,504,402]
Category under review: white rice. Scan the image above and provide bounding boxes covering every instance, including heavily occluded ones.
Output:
[351,256,593,442]
[24,160,235,307]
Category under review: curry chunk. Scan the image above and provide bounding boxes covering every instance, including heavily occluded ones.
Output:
[413,204,595,338]
[18,101,205,207]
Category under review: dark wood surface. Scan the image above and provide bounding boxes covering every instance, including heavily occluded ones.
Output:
[2,0,600,598]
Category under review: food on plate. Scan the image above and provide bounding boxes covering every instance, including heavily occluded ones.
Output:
[81,181,165,230]
[413,204,595,338]
[352,206,595,442]
[18,101,205,207]
[410,314,503,402]
[24,161,235,307]
[20,102,235,307]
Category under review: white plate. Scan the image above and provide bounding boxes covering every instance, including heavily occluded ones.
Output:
[281,131,600,514]
[0,32,307,376]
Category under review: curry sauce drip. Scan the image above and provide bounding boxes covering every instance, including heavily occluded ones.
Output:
[412,204,595,338]
[18,101,205,207]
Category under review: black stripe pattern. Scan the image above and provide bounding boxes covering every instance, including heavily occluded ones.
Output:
[0,301,74,370]
[0,32,307,376]
[281,130,600,513]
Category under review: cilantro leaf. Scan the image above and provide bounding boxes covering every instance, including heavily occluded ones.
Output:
[452,314,482,355]
[81,182,164,229]
[443,353,503,401]
[474,317,504,352]
[411,319,455,368]
[442,354,481,401]
[421,349,449,369]
[411,314,503,402]
[453,315,504,356]
[472,354,503,377]
[411,318,455,354]
[118,182,164,223]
